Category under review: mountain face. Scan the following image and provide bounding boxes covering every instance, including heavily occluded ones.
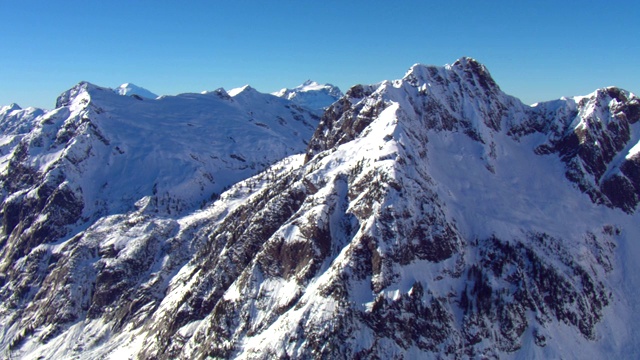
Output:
[1,58,639,359]
[273,80,343,111]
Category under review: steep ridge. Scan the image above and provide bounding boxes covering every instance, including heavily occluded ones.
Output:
[1,58,639,359]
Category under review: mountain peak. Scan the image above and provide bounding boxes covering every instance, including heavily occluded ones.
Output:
[228,84,255,97]
[0,102,45,135]
[451,57,499,91]
[1,103,22,112]
[404,57,499,95]
[272,80,343,111]
[451,56,483,69]
[301,79,317,87]
[55,81,103,108]
[114,83,158,99]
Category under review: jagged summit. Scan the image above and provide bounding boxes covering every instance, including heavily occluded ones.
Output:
[54,81,104,108]
[306,58,524,162]
[403,57,502,96]
[450,55,487,70]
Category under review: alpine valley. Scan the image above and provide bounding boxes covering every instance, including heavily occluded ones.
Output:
[0,58,639,359]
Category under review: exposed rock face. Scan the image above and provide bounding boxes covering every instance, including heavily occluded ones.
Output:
[524,86,640,212]
[0,58,638,359]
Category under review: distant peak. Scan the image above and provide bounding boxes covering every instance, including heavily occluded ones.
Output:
[228,85,256,97]
[301,79,318,87]
[115,83,158,99]
[272,81,343,111]
[294,80,337,93]
[77,81,101,90]
[274,80,342,95]
[2,103,22,112]
[227,85,262,97]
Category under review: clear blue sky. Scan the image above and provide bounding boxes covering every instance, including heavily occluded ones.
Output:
[1,1,638,109]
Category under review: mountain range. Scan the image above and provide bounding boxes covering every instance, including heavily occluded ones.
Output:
[0,58,638,359]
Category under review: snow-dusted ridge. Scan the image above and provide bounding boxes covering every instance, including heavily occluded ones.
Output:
[1,58,639,359]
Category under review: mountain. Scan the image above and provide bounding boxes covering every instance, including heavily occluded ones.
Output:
[0,81,322,358]
[114,83,159,99]
[0,80,320,265]
[1,58,639,359]
[0,103,45,135]
[273,80,343,110]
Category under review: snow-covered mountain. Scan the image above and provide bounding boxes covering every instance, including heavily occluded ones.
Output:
[0,103,44,135]
[114,83,158,99]
[273,80,343,110]
[0,82,321,360]
[1,58,639,359]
